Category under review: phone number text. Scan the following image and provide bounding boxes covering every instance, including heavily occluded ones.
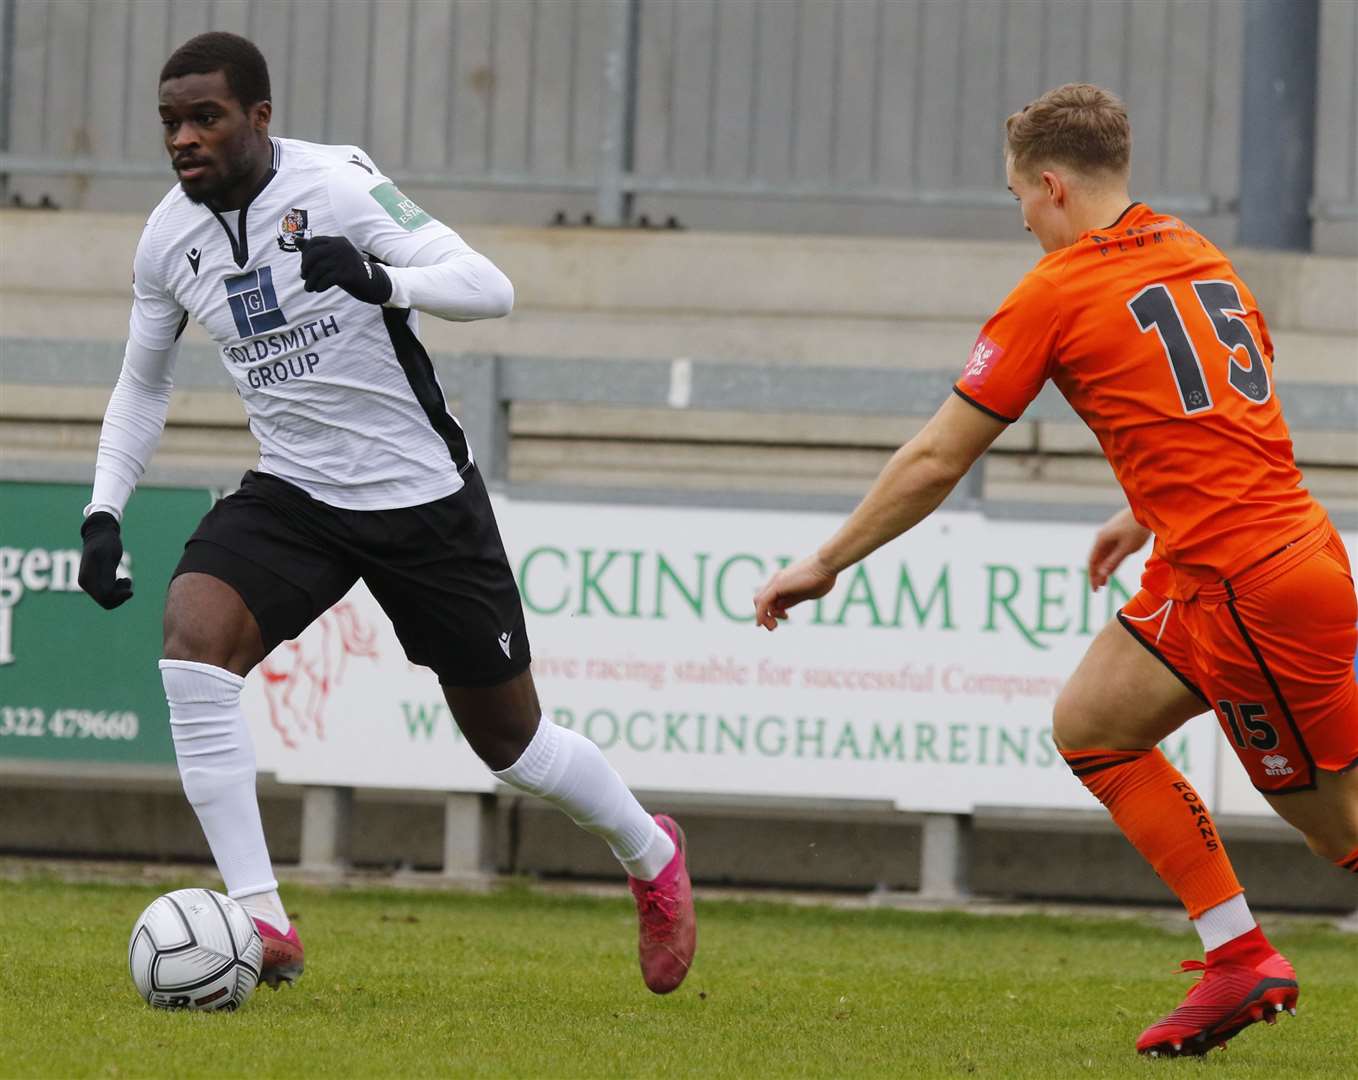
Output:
[0,707,140,741]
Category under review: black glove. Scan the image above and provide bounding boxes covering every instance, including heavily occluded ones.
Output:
[297,235,392,305]
[78,512,133,610]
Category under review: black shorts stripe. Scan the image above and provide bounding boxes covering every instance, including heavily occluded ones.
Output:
[382,306,472,475]
[1116,612,1210,705]
[1223,581,1317,793]
[952,385,1018,423]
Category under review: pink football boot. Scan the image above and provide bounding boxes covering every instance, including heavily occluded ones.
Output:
[628,814,696,994]
[251,917,305,989]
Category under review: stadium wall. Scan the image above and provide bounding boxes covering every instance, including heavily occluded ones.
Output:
[1,0,1355,253]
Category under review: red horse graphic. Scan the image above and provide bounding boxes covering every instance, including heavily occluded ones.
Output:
[260,601,379,749]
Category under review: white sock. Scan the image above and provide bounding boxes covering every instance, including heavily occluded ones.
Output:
[493,716,675,880]
[1193,893,1256,951]
[161,659,280,904]
[236,889,290,934]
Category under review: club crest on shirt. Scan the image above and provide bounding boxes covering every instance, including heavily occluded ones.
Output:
[277,207,311,252]
[962,333,1003,388]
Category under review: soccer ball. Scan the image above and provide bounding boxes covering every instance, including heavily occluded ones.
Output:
[128,888,263,1010]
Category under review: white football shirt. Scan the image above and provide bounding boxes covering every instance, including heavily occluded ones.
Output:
[128,137,508,509]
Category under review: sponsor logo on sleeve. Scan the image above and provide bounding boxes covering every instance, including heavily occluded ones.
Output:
[369,181,431,231]
[276,207,310,252]
[961,334,1003,390]
[224,266,288,337]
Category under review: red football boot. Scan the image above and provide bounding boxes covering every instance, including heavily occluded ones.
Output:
[251,917,305,989]
[1137,928,1298,1057]
[628,814,696,994]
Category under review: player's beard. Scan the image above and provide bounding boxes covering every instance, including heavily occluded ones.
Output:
[178,138,260,208]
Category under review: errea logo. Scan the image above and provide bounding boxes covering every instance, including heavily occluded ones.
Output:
[1261,754,1294,777]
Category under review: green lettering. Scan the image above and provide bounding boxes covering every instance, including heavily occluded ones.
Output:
[755,716,786,756]
[1035,727,1057,767]
[716,554,765,622]
[832,565,884,626]
[832,722,864,760]
[664,713,690,752]
[1035,566,1071,634]
[948,723,969,764]
[869,723,906,761]
[715,715,747,754]
[654,553,708,619]
[914,722,940,763]
[626,711,656,752]
[584,708,620,749]
[984,564,1047,650]
[892,564,955,629]
[997,726,1028,765]
[578,550,623,616]
[796,717,826,758]
[401,702,442,740]
[519,547,569,615]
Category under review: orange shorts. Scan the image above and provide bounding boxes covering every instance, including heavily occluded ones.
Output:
[1120,523,1358,794]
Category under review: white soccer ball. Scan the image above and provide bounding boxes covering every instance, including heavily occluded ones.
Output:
[128,888,263,1010]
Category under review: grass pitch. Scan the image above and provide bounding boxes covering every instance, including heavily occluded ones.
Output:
[0,876,1353,1079]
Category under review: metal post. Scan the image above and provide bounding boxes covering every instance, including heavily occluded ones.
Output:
[299,786,353,875]
[443,792,496,883]
[595,0,639,226]
[455,354,509,485]
[0,0,16,203]
[918,813,971,901]
[1237,0,1321,250]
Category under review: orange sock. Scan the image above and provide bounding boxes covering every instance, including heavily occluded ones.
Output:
[1062,748,1242,918]
[1338,845,1358,873]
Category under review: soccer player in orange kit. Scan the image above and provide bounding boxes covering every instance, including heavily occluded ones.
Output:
[754,83,1357,1058]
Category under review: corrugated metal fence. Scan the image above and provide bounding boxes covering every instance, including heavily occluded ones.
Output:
[0,0,1354,249]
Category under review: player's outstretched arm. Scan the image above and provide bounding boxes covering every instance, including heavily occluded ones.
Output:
[754,394,1006,630]
[79,337,179,609]
[1087,506,1152,591]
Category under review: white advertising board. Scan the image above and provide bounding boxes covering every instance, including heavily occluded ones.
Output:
[243,495,1231,814]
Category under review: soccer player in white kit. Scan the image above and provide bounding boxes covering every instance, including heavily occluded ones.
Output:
[77,32,696,994]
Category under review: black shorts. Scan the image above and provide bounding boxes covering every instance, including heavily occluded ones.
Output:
[174,469,530,687]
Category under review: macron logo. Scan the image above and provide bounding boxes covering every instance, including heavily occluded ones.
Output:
[498,631,513,658]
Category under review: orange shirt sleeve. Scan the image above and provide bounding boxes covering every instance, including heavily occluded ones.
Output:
[954,270,1061,422]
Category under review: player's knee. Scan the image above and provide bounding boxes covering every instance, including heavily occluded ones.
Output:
[1052,691,1097,751]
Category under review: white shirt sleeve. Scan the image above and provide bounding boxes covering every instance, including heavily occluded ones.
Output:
[325,163,514,321]
[127,214,189,350]
[84,337,179,520]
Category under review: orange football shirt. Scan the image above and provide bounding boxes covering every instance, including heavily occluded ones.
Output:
[955,203,1327,600]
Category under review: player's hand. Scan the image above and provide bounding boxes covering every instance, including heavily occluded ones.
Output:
[78,512,133,610]
[296,235,392,305]
[753,555,838,631]
[1088,507,1152,591]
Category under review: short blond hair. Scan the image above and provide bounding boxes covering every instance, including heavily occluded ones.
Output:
[1005,83,1131,179]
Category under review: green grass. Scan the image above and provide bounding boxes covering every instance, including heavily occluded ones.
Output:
[0,876,1353,1078]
